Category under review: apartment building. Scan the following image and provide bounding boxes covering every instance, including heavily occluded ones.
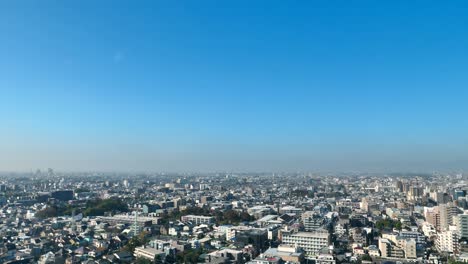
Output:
[281,229,330,259]
[379,233,417,260]
[455,214,468,239]
[180,215,215,225]
[436,228,459,254]
[302,211,326,231]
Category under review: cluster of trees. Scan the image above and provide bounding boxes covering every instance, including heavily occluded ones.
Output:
[175,248,203,263]
[135,258,152,264]
[160,206,254,226]
[83,198,129,216]
[36,198,129,218]
[214,209,255,225]
[36,207,59,218]
[125,232,148,252]
[448,260,466,264]
[36,204,78,218]
[159,207,211,225]
[375,218,402,230]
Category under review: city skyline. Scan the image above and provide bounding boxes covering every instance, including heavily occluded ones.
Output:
[1,1,468,172]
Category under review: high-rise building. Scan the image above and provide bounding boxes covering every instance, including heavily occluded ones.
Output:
[430,192,450,204]
[436,228,459,254]
[439,203,460,231]
[123,179,130,188]
[407,186,424,201]
[425,207,441,231]
[395,181,404,193]
[360,198,369,212]
[454,190,466,201]
[455,214,468,239]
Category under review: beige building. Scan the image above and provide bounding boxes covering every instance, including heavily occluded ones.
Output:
[378,234,416,259]
[439,203,460,231]
[134,246,164,261]
[425,207,441,231]
[262,245,304,263]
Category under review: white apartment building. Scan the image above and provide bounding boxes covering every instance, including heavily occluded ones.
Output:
[281,229,330,259]
[436,228,459,254]
[455,214,468,239]
[180,215,215,225]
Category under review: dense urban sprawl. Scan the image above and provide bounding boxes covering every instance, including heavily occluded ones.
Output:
[0,170,466,264]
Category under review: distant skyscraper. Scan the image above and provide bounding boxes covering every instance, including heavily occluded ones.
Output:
[395,180,404,192]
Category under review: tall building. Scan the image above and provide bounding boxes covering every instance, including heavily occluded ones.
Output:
[431,192,450,204]
[395,180,404,193]
[407,186,423,201]
[123,179,130,188]
[360,198,369,212]
[439,203,460,231]
[455,214,468,239]
[425,207,441,231]
[436,228,459,254]
[454,190,466,201]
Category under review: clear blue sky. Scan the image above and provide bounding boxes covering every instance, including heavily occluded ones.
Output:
[1,1,468,172]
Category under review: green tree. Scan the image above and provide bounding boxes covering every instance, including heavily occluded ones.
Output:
[375,219,402,230]
[154,254,163,264]
[83,198,129,216]
[394,221,402,230]
[125,232,148,253]
[135,257,152,264]
[164,254,176,264]
[35,207,58,218]
[176,249,203,264]
[361,254,372,261]
[448,258,465,264]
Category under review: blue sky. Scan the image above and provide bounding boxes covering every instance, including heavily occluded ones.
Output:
[1,1,468,172]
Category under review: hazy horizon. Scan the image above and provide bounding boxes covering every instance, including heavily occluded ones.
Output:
[1,1,468,172]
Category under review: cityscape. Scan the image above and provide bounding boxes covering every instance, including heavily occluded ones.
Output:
[2,1,468,264]
[0,170,467,263]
